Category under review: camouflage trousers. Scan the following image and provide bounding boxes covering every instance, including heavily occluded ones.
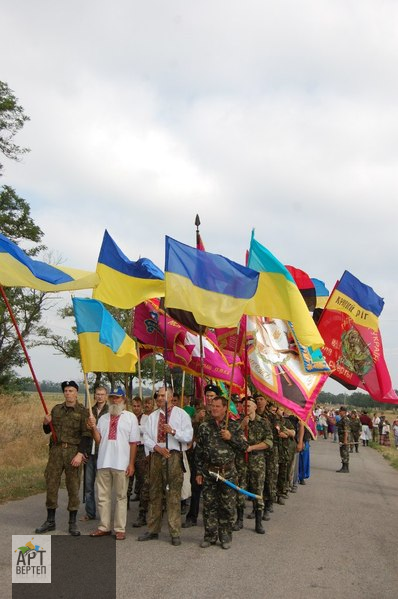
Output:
[45,445,82,511]
[147,451,183,537]
[339,443,350,464]
[202,468,237,542]
[236,454,265,510]
[277,445,292,496]
[264,446,279,502]
[135,445,150,511]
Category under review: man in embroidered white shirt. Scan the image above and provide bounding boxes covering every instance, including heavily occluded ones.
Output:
[138,386,193,546]
[87,387,140,540]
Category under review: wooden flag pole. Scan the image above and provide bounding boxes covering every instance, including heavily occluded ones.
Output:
[225,321,241,430]
[0,285,58,442]
[83,373,93,416]
[137,346,143,400]
[180,369,186,408]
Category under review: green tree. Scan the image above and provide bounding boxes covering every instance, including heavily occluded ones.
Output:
[0,187,51,390]
[0,81,30,175]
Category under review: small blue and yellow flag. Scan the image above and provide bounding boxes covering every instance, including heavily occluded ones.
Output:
[73,297,138,373]
[0,233,98,291]
[247,233,324,349]
[311,278,329,309]
[93,230,165,308]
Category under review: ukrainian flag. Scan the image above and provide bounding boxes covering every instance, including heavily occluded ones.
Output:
[311,278,329,309]
[325,270,383,331]
[0,233,98,291]
[73,297,138,373]
[93,230,165,308]
[247,232,324,349]
[165,236,259,329]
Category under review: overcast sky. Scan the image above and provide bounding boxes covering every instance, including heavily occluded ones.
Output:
[1,1,397,394]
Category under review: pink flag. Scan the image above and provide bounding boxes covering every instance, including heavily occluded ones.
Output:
[247,316,329,424]
[133,300,245,391]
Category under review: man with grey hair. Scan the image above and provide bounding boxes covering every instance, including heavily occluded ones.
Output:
[88,388,140,540]
[138,386,193,546]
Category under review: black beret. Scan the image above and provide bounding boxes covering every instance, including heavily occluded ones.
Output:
[61,380,79,391]
[204,384,222,395]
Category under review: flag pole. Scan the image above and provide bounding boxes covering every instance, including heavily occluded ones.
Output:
[225,321,241,430]
[180,369,186,408]
[137,346,143,400]
[83,373,93,416]
[195,214,205,406]
[152,353,156,397]
[0,285,57,443]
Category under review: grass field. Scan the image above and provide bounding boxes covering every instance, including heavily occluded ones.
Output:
[0,392,84,504]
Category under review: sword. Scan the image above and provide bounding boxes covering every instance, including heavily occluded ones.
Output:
[208,470,262,501]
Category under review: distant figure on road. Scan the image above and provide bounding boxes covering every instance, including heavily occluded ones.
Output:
[336,406,350,473]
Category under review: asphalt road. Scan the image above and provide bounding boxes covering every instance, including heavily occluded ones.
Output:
[2,438,398,599]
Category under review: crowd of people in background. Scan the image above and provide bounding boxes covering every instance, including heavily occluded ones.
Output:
[313,405,398,450]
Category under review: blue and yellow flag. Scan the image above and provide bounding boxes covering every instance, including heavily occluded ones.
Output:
[93,230,165,309]
[165,236,259,329]
[247,232,324,349]
[73,297,138,373]
[0,233,98,291]
[311,278,329,309]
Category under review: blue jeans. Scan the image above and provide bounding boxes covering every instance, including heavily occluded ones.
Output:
[84,454,98,519]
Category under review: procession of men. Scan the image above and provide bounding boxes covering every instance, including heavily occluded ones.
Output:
[36,380,312,548]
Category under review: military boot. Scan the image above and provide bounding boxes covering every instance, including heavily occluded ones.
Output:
[336,463,348,473]
[35,509,56,533]
[68,511,81,536]
[132,510,147,528]
[344,463,350,473]
[232,507,244,531]
[355,444,359,453]
[255,510,265,534]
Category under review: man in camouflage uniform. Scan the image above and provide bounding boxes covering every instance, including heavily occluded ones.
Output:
[195,395,248,549]
[349,410,361,453]
[255,394,278,520]
[233,396,273,534]
[276,407,296,504]
[35,381,91,536]
[336,406,350,473]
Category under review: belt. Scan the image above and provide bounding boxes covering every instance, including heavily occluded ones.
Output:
[207,460,234,473]
[56,442,78,448]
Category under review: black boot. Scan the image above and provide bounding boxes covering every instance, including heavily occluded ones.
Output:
[355,444,359,453]
[68,511,81,536]
[35,509,56,533]
[232,507,244,531]
[255,510,265,534]
[336,463,349,473]
[132,510,147,528]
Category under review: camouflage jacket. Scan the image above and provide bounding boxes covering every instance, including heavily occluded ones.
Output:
[336,415,350,441]
[195,417,248,476]
[349,418,362,434]
[44,402,91,454]
[238,414,273,451]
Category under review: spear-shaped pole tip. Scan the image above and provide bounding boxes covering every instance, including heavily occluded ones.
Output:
[195,214,201,228]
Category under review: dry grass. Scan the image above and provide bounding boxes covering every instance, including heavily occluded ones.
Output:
[0,392,84,503]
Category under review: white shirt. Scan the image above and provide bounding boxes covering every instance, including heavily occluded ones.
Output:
[143,406,193,456]
[137,413,149,444]
[97,411,140,470]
